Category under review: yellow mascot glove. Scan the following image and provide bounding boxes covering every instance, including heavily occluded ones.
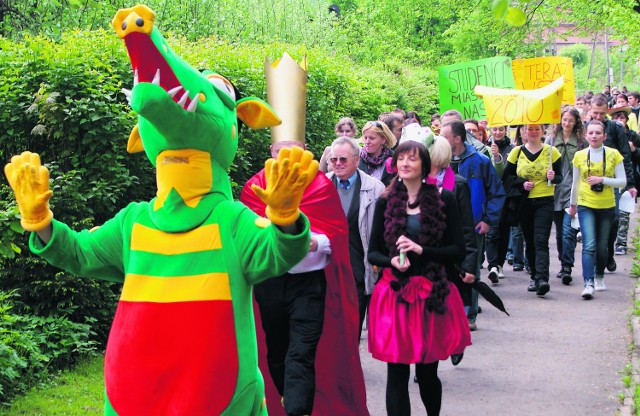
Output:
[4,151,54,232]
[251,146,318,226]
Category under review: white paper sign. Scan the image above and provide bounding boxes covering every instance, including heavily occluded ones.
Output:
[620,191,636,213]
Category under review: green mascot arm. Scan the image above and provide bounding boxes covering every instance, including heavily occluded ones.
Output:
[28,205,139,283]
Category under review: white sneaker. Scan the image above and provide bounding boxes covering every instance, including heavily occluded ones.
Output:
[497,265,505,279]
[581,284,594,300]
[594,277,606,291]
[488,267,499,284]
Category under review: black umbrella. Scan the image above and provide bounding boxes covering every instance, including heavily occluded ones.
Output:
[472,280,510,316]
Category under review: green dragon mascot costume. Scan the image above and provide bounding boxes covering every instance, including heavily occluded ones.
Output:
[4,4,319,415]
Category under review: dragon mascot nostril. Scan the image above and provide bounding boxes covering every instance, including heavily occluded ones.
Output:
[4,4,319,415]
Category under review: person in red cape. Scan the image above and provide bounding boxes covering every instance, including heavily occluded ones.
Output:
[241,152,369,415]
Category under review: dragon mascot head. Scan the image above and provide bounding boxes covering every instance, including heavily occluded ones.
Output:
[113,4,280,232]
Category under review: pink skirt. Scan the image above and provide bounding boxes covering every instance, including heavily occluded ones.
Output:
[368,269,472,364]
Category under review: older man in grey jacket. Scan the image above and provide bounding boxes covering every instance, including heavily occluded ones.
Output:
[326,137,385,338]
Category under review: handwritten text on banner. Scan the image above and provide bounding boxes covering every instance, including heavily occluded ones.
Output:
[438,57,515,120]
[474,77,565,126]
[512,57,575,105]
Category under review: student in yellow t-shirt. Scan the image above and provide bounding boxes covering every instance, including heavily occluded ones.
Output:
[504,124,562,297]
[568,120,626,300]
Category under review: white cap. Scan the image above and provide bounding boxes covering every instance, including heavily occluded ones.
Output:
[400,123,434,147]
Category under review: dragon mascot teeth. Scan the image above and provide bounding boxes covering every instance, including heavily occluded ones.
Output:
[4,4,319,415]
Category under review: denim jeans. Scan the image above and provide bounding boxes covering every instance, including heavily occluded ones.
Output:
[578,206,615,284]
[510,226,526,267]
[559,210,578,269]
[519,196,554,281]
[553,210,565,263]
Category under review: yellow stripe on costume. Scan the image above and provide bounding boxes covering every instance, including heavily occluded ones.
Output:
[121,273,231,302]
[130,223,222,254]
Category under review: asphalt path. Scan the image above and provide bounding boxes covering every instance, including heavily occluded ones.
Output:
[359,219,637,416]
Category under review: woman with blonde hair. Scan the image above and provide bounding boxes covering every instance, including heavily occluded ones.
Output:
[358,120,398,186]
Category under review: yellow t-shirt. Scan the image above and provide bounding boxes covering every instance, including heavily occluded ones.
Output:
[507,144,561,199]
[628,113,639,133]
[572,147,624,209]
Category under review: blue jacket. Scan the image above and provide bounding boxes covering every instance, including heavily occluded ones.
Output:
[451,143,505,227]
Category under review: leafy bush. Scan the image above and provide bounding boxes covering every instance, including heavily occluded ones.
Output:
[0,165,120,349]
[0,291,97,404]
[0,188,23,261]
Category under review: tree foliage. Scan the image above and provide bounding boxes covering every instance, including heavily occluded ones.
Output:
[2,0,638,66]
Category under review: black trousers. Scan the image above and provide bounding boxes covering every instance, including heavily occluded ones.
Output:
[519,196,554,282]
[486,218,511,270]
[254,269,326,416]
[354,274,370,339]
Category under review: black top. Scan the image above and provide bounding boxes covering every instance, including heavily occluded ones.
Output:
[367,189,466,279]
[503,145,563,186]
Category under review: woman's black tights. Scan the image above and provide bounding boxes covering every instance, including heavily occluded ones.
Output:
[386,362,441,416]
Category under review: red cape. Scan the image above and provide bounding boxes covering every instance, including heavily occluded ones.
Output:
[241,171,369,416]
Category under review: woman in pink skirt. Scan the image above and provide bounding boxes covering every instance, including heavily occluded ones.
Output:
[367,140,472,416]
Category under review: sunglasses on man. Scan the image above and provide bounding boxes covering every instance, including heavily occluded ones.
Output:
[329,156,356,164]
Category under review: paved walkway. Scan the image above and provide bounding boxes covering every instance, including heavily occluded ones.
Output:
[360,217,637,415]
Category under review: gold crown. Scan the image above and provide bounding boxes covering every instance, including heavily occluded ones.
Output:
[264,53,308,144]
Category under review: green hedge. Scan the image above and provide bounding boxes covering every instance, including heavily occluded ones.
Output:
[1,29,438,194]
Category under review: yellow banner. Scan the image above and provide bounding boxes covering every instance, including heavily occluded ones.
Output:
[474,77,564,126]
[512,57,575,105]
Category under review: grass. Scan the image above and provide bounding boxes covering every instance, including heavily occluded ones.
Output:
[622,363,632,388]
[0,355,104,416]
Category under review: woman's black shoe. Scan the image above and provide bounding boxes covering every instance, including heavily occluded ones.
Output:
[451,354,464,366]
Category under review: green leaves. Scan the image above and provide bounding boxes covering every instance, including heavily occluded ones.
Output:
[505,7,527,26]
[490,0,526,27]
[491,0,509,19]
[67,0,84,9]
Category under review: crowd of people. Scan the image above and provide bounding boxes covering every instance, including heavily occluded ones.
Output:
[274,84,637,415]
